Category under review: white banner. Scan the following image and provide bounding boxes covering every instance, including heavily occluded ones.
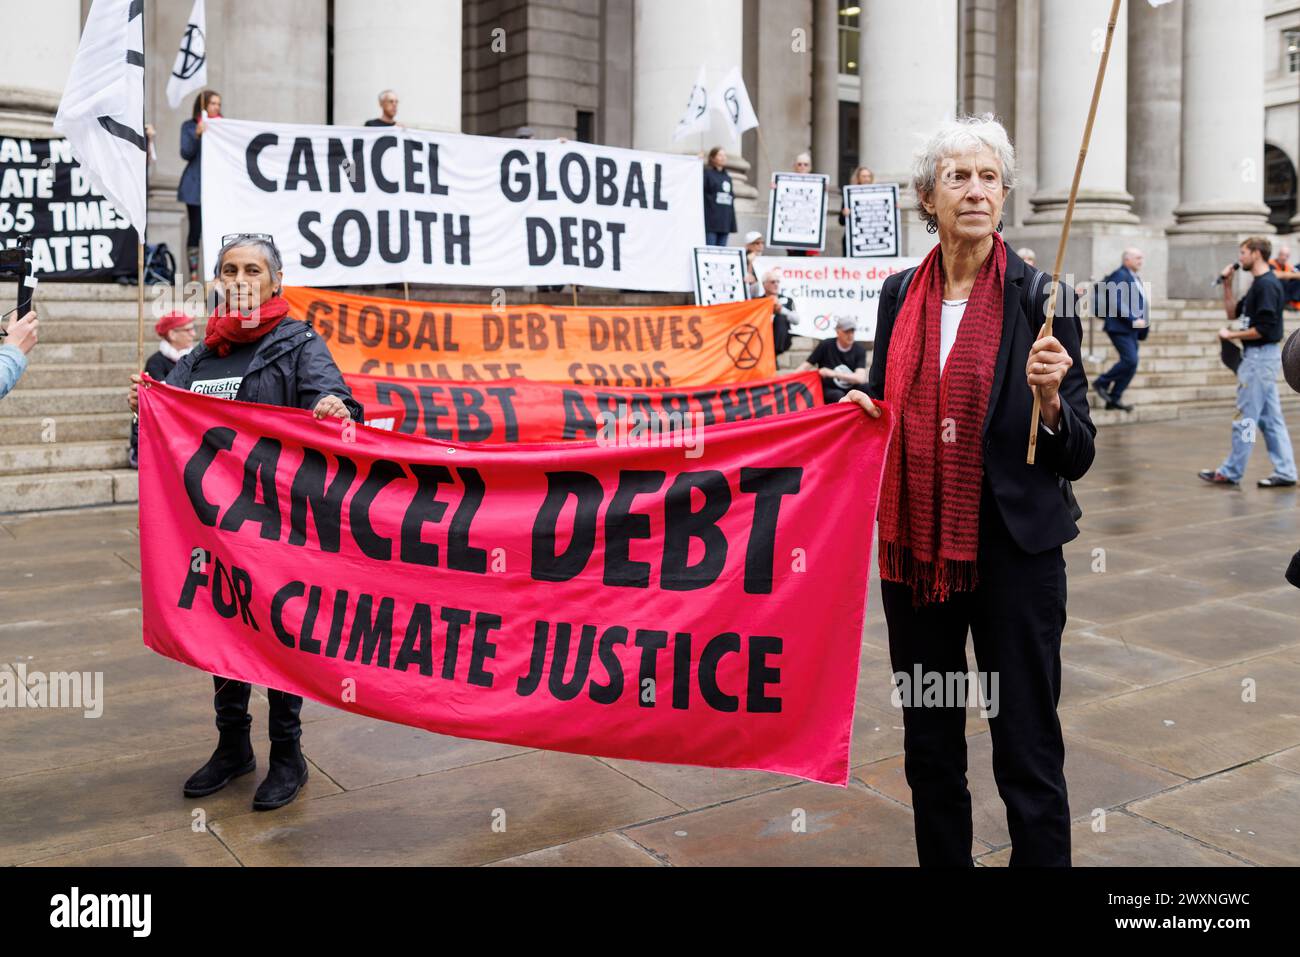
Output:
[201,118,705,291]
[754,256,920,341]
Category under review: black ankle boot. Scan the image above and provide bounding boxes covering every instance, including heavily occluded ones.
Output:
[183,729,255,797]
[253,740,309,811]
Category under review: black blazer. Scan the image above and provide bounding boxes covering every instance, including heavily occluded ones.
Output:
[866,246,1096,555]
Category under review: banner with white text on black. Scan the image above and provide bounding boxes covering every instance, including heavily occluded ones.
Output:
[201,118,705,292]
[0,136,137,279]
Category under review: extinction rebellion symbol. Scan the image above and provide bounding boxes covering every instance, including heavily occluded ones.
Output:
[726,324,763,370]
[173,23,206,80]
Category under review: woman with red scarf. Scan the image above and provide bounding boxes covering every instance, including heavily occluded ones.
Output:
[128,234,362,811]
[844,115,1095,867]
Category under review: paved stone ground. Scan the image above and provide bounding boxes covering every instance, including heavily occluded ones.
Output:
[2,412,1298,867]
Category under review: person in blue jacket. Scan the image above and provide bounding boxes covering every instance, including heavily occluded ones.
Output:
[1091,248,1148,413]
[702,146,737,246]
[0,311,38,399]
[178,89,221,282]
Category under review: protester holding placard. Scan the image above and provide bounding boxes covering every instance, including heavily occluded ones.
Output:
[843,115,1094,868]
[128,234,362,812]
[702,146,737,246]
[786,153,817,257]
[178,89,221,281]
[743,231,765,296]
[839,165,875,254]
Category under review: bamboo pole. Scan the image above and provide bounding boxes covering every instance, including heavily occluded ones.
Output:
[1027,0,1122,465]
[136,242,145,370]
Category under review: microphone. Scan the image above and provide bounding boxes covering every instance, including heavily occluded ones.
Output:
[1213,263,1241,286]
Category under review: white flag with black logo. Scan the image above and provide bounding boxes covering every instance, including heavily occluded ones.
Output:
[711,65,759,142]
[53,0,147,234]
[672,65,711,143]
[166,0,208,109]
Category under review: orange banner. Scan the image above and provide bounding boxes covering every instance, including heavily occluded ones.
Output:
[282,287,778,386]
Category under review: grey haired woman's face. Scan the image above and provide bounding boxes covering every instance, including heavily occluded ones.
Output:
[925,145,1007,243]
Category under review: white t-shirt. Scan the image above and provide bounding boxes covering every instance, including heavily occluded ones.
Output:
[940,298,968,374]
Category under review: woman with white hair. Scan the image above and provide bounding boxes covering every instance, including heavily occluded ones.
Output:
[844,114,1095,867]
[127,234,362,812]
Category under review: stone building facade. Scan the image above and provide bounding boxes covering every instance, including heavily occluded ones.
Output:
[2,0,1298,299]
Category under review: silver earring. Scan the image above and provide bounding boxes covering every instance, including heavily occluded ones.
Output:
[925,219,938,235]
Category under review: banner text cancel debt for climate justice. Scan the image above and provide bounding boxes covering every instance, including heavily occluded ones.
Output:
[137,381,893,784]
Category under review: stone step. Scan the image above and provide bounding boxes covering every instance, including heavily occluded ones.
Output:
[0,467,138,514]
[36,320,144,343]
[1084,355,1227,374]
[22,341,142,364]
[0,387,128,417]
[0,440,129,476]
[0,412,132,444]
[19,363,137,390]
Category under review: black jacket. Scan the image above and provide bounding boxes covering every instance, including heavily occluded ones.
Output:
[164,318,364,422]
[144,350,177,382]
[702,166,737,234]
[866,246,1095,554]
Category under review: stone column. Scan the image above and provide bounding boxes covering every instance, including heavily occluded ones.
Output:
[1027,2,1135,225]
[632,0,756,213]
[0,0,80,136]
[332,0,461,131]
[1166,0,1272,298]
[811,0,839,182]
[1127,0,1181,226]
[858,0,958,254]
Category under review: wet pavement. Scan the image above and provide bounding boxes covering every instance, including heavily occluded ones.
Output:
[1,412,1297,866]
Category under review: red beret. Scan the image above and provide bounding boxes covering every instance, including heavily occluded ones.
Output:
[155,312,193,338]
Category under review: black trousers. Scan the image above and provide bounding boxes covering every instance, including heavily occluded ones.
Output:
[212,675,303,743]
[880,488,1071,867]
[185,204,202,248]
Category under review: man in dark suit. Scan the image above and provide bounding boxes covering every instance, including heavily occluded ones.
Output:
[1092,248,1147,413]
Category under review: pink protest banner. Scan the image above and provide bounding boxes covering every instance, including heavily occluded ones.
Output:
[137,379,893,785]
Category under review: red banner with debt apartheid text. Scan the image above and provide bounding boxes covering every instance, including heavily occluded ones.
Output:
[281,286,778,386]
[137,379,893,784]
[344,370,823,443]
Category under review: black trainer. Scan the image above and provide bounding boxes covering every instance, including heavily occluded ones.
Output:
[1258,475,1297,488]
[183,729,256,798]
[1092,380,1118,409]
[253,740,309,811]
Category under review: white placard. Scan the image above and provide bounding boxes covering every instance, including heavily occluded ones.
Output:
[692,246,750,306]
[202,118,705,291]
[766,172,827,251]
[753,255,921,341]
[843,183,901,258]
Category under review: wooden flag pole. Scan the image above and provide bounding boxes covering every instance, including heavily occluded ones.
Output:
[136,242,145,370]
[1027,0,1123,465]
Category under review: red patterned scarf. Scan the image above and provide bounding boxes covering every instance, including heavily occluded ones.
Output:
[203,295,291,357]
[879,234,1006,605]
